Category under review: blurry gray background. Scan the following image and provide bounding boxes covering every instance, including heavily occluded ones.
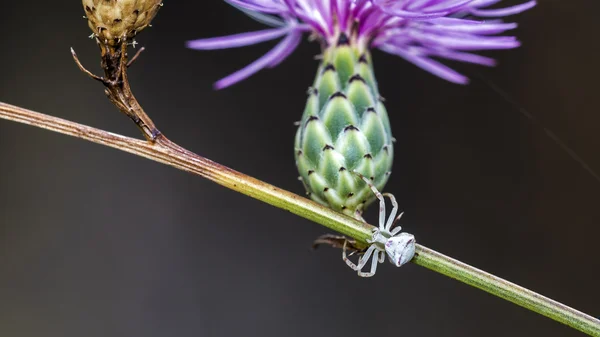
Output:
[1,1,598,336]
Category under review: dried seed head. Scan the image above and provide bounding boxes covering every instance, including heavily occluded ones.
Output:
[82,0,162,45]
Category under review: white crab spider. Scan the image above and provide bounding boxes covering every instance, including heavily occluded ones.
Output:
[342,173,416,277]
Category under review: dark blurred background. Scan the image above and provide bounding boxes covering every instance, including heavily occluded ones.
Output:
[1,1,598,336]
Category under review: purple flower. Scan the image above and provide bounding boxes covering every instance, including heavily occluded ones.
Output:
[187,0,536,89]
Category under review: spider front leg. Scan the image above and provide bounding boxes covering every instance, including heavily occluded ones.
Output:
[390,222,404,236]
[383,192,400,231]
[353,171,386,230]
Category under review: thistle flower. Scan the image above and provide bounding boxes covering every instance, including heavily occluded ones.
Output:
[187,0,535,216]
[188,0,535,87]
[83,0,162,45]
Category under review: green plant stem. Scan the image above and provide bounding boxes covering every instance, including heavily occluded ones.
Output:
[0,102,373,242]
[1,101,599,336]
[413,245,600,336]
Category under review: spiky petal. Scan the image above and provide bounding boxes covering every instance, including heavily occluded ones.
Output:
[188,0,536,88]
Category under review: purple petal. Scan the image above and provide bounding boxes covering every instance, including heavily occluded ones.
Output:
[470,0,536,17]
[471,0,503,7]
[379,7,452,19]
[374,0,452,19]
[416,0,476,14]
[225,0,288,14]
[267,30,303,67]
[408,31,521,50]
[214,32,302,89]
[429,48,497,66]
[422,22,518,35]
[186,28,289,50]
[352,0,370,18]
[379,44,469,84]
[426,17,483,25]
[234,7,287,27]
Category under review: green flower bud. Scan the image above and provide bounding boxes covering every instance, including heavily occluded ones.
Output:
[295,40,394,217]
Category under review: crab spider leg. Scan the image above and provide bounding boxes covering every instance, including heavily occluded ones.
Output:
[383,192,398,231]
[354,171,386,230]
[390,211,404,231]
[343,241,376,272]
[355,245,377,271]
[342,240,359,270]
[391,224,403,236]
[358,250,380,277]
[313,234,362,252]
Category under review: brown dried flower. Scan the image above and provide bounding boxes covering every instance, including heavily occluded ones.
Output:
[82,0,162,45]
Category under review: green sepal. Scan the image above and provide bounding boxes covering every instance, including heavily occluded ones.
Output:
[301,117,332,166]
[332,45,355,88]
[295,150,313,185]
[335,126,370,170]
[323,187,345,212]
[357,61,378,97]
[354,155,375,181]
[361,109,387,157]
[315,68,341,108]
[300,90,320,122]
[307,171,329,202]
[377,100,392,138]
[346,78,376,119]
[373,147,392,187]
[319,146,346,186]
[336,168,358,201]
[321,94,359,139]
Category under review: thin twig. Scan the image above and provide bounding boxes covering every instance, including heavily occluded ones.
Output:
[127,46,146,67]
[70,48,107,84]
[1,101,599,336]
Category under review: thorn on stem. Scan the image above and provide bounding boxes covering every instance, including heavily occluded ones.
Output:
[70,47,106,84]
[127,47,146,67]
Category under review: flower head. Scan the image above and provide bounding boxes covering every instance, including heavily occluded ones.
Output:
[83,0,162,45]
[188,0,535,88]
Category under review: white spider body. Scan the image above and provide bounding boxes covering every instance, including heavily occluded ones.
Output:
[343,173,416,277]
[385,232,416,267]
